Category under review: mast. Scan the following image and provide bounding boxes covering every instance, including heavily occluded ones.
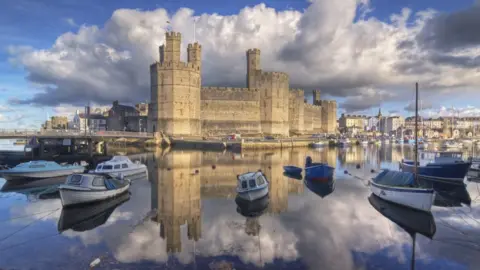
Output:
[414,83,419,179]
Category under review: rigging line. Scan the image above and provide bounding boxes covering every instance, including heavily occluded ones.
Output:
[436,219,473,237]
[450,206,480,227]
[0,232,62,253]
[0,207,61,223]
[0,209,58,244]
[431,239,480,253]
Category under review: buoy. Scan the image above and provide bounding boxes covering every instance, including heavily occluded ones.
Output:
[370,169,375,173]
[195,170,199,174]
[212,165,216,169]
[268,166,271,169]
[167,168,171,171]
[356,164,361,169]
[344,170,348,174]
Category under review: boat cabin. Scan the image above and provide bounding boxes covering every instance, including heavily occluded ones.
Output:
[65,174,125,190]
[420,151,464,164]
[237,172,268,191]
[95,156,135,172]
[13,161,60,170]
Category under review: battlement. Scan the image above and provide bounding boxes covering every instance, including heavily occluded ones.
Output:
[319,100,337,106]
[155,61,201,71]
[166,32,182,40]
[201,87,260,101]
[256,71,289,85]
[305,103,322,110]
[247,48,261,54]
[188,42,202,49]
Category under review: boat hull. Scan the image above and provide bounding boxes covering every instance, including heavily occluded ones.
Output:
[370,181,435,212]
[305,165,334,180]
[237,186,269,202]
[59,183,130,207]
[283,166,302,175]
[93,166,147,177]
[1,167,85,181]
[400,162,470,182]
[311,143,325,148]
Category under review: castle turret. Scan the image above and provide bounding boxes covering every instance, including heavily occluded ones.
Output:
[187,42,202,68]
[313,90,321,105]
[164,32,181,62]
[246,49,261,89]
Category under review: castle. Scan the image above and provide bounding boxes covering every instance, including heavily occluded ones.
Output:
[148,32,337,136]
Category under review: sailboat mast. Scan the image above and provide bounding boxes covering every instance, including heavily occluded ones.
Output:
[414,83,419,178]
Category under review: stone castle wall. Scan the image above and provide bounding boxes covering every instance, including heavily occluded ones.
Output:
[149,31,337,136]
[200,87,261,135]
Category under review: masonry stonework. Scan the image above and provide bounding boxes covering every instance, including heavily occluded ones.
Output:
[150,31,337,136]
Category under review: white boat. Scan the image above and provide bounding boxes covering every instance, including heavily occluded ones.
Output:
[338,138,350,147]
[360,140,369,146]
[59,173,130,207]
[311,141,325,148]
[92,156,147,177]
[442,140,462,149]
[0,161,85,181]
[236,171,269,201]
[370,169,435,212]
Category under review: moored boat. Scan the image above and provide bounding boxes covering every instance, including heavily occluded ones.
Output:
[236,171,269,201]
[0,160,85,181]
[311,141,325,148]
[305,156,334,181]
[59,173,130,207]
[441,140,463,149]
[370,169,435,212]
[92,156,147,177]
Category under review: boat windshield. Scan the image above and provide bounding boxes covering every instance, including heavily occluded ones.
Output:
[249,179,256,188]
[241,181,247,189]
[68,175,83,185]
[29,164,46,168]
[96,165,103,170]
[256,175,265,186]
[102,165,113,170]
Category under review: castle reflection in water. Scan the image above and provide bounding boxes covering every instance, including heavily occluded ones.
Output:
[124,144,411,254]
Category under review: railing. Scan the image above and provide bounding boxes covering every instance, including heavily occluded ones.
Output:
[0,129,154,138]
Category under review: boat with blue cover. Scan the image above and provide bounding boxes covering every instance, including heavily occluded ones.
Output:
[400,151,471,183]
[370,169,435,212]
[0,160,86,181]
[304,156,335,181]
[236,171,269,201]
[283,166,302,175]
[59,173,130,207]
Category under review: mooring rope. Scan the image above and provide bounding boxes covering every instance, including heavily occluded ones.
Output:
[0,209,59,244]
[0,207,61,223]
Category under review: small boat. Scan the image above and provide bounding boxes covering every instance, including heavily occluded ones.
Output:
[0,161,85,181]
[370,169,435,212]
[283,172,303,180]
[59,173,131,207]
[305,156,334,181]
[92,156,147,177]
[311,141,325,148]
[283,166,302,175]
[400,151,471,183]
[236,171,269,201]
[58,191,130,232]
[360,140,369,146]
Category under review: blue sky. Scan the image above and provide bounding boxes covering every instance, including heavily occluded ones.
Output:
[1,0,479,129]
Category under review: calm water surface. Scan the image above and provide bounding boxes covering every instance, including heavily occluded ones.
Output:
[0,145,479,269]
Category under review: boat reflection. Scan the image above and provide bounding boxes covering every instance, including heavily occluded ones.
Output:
[57,191,130,232]
[304,175,335,198]
[235,195,270,237]
[368,194,436,270]
[424,181,472,207]
[283,172,303,180]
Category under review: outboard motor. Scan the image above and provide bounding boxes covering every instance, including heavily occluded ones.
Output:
[305,156,313,168]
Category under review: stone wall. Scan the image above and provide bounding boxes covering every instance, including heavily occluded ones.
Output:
[200,87,261,135]
[289,89,304,134]
[319,100,337,134]
[304,103,322,134]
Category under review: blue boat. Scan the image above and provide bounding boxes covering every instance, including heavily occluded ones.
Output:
[283,166,302,175]
[400,151,471,183]
[304,156,334,181]
[304,175,335,198]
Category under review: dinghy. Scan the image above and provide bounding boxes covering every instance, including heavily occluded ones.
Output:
[0,161,85,181]
[92,156,147,177]
[236,171,269,201]
[304,156,334,181]
[59,173,130,207]
[370,169,435,212]
[283,172,303,180]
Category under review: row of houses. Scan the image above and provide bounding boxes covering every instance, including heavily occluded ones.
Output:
[42,101,149,132]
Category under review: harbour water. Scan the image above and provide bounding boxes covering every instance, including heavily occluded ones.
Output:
[0,145,479,269]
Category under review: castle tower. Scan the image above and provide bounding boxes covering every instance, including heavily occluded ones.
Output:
[319,100,337,134]
[313,90,321,105]
[246,49,261,89]
[188,42,202,68]
[150,32,202,136]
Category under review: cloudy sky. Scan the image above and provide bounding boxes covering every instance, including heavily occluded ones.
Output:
[1,0,480,128]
